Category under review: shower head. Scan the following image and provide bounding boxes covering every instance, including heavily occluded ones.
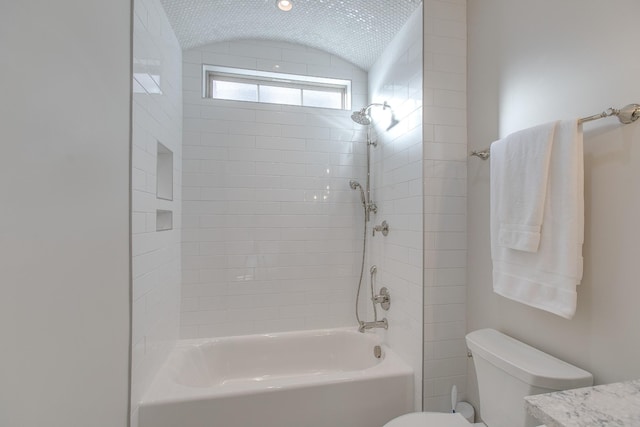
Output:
[351,109,372,126]
[349,180,362,190]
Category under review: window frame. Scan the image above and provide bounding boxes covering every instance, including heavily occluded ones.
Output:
[202,65,352,110]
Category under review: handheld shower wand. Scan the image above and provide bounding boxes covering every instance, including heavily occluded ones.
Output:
[349,180,371,222]
[349,180,366,206]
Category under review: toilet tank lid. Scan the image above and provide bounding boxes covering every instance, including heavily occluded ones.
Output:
[466,329,593,391]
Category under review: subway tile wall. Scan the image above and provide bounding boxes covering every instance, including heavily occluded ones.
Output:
[131,0,182,424]
[422,0,468,412]
[181,40,369,338]
[368,4,424,410]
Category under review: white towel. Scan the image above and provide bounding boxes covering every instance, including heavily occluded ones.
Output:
[490,119,584,319]
[493,121,557,252]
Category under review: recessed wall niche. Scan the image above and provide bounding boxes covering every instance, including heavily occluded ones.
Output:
[156,142,173,201]
[156,210,173,231]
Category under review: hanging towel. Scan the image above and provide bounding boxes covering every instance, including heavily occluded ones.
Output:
[493,121,557,252]
[490,119,584,319]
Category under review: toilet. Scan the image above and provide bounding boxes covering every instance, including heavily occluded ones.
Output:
[384,329,593,427]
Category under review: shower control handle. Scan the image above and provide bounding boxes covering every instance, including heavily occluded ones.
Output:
[372,220,389,237]
[372,287,391,311]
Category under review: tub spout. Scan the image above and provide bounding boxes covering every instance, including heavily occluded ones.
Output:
[358,318,388,333]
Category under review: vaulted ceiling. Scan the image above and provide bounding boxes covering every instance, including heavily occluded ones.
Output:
[159,0,422,70]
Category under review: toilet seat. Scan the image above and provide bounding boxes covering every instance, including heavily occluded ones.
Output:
[383,412,477,427]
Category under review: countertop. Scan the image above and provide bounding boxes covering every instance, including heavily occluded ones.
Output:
[524,379,640,426]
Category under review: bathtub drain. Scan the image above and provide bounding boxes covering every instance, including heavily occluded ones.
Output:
[373,345,382,359]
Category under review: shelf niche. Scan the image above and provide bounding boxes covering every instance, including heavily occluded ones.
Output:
[156,142,173,201]
[156,210,173,232]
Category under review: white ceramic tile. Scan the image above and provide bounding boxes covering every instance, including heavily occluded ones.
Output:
[201,51,258,70]
[424,285,466,305]
[181,39,367,339]
[282,48,331,66]
[424,320,466,341]
[131,0,183,422]
[256,59,308,75]
[424,34,467,58]
[228,41,283,61]
[367,5,424,411]
[426,0,466,22]
[423,357,467,379]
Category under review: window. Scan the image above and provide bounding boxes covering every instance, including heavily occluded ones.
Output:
[203,65,351,110]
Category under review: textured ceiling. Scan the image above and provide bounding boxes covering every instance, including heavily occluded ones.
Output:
[159,0,421,70]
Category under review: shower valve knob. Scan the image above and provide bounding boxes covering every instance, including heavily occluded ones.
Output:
[372,287,391,311]
[372,220,389,236]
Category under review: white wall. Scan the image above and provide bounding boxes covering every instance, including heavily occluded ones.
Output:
[468,0,640,418]
[368,4,424,410]
[180,40,369,338]
[422,0,468,412]
[131,0,182,424]
[0,1,131,427]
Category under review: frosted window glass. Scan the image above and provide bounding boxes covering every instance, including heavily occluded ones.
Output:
[259,85,301,106]
[204,66,350,110]
[303,90,343,109]
[211,81,258,102]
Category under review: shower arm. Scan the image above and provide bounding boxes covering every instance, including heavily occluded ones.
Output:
[361,102,390,114]
[358,102,391,125]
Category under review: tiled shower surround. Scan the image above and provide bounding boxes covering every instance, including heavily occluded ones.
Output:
[422,0,468,412]
[131,0,183,423]
[160,2,467,415]
[180,40,369,338]
[368,4,424,409]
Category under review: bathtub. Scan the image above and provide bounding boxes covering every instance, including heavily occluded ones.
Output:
[139,327,413,427]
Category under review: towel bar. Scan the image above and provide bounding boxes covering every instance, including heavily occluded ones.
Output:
[470,103,640,160]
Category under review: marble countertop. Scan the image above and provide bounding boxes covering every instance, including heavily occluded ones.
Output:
[525,379,640,427]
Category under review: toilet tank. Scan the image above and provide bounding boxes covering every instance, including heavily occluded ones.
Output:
[466,329,592,427]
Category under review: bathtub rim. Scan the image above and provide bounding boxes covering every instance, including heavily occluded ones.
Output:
[139,326,414,407]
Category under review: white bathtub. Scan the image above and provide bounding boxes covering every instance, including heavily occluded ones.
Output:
[139,327,414,427]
